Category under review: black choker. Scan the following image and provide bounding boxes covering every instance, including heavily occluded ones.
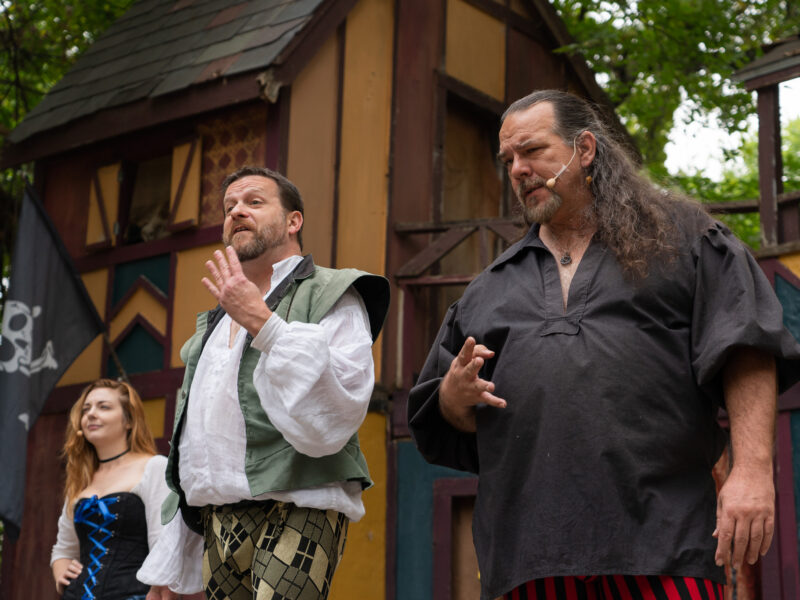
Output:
[98,448,130,463]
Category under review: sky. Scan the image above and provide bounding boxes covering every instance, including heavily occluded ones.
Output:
[665,80,800,180]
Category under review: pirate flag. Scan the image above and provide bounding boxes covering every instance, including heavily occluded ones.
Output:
[0,185,104,540]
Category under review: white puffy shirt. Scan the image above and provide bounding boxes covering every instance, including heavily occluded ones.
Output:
[138,254,375,593]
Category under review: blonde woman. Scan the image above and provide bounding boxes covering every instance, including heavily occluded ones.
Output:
[50,379,176,600]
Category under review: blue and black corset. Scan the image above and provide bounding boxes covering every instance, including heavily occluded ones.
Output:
[61,493,150,600]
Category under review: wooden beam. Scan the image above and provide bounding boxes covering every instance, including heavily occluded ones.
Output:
[757,86,781,247]
[395,226,477,277]
[743,64,800,92]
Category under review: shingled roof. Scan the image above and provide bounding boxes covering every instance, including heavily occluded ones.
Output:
[7,0,330,149]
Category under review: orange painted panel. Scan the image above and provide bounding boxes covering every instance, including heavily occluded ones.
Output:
[86,163,120,246]
[171,138,202,227]
[337,0,394,382]
[57,269,108,386]
[287,32,339,268]
[110,287,168,341]
[329,412,387,600]
[171,243,223,367]
[445,0,506,101]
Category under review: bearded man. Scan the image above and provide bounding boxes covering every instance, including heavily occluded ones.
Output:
[408,90,800,600]
[138,166,389,600]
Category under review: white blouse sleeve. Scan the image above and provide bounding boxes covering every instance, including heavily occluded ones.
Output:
[137,511,205,594]
[136,455,204,593]
[133,455,170,551]
[251,287,375,457]
[50,500,80,566]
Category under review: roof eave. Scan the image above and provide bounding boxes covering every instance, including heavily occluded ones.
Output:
[1,0,358,169]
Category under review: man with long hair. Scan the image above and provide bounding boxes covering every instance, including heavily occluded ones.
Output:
[138,167,389,600]
[409,90,800,600]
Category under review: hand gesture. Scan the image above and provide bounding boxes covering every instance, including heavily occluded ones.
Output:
[439,336,505,432]
[202,246,272,336]
[714,465,775,570]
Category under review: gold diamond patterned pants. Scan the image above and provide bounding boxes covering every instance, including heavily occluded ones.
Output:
[201,500,349,600]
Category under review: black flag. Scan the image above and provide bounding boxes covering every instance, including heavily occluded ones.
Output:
[0,185,104,540]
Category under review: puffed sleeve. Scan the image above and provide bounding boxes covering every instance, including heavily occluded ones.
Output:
[691,221,800,392]
[250,288,375,457]
[50,500,80,565]
[136,455,170,550]
[136,454,204,593]
[407,302,480,473]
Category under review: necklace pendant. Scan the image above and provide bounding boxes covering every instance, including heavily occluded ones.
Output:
[560,253,572,266]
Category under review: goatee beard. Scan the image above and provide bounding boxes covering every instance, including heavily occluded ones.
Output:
[517,178,562,225]
[224,225,285,262]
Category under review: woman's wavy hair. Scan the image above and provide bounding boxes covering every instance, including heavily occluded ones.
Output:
[61,378,156,507]
[503,90,704,279]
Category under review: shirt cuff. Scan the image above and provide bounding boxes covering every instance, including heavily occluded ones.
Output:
[251,313,289,353]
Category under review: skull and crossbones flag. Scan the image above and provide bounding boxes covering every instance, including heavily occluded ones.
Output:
[0,185,104,540]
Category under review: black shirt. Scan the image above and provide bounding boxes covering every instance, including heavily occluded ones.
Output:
[408,209,800,600]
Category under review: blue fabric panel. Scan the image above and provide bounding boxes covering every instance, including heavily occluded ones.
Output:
[396,440,475,600]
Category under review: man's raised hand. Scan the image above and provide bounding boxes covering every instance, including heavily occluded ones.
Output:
[438,336,505,432]
[202,246,271,336]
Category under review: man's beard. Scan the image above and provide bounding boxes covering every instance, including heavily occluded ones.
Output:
[516,177,562,225]
[223,221,286,261]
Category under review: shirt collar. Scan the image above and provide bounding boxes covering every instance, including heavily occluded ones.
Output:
[489,224,547,271]
[267,254,304,297]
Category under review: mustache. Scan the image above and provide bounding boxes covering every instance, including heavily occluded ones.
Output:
[517,177,547,195]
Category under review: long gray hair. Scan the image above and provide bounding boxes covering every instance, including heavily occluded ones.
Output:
[503,90,703,279]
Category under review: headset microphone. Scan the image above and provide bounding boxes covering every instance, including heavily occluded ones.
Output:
[545,138,579,189]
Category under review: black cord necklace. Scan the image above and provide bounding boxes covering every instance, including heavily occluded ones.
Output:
[98,448,130,463]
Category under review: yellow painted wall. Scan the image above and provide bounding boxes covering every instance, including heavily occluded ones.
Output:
[171,139,202,227]
[171,243,223,367]
[329,412,387,600]
[110,287,168,341]
[287,32,339,268]
[58,269,108,386]
[142,396,166,438]
[86,163,120,246]
[338,0,394,384]
[445,0,506,101]
[779,252,800,278]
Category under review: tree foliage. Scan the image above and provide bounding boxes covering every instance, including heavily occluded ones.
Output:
[553,0,800,174]
[665,116,800,249]
[0,0,135,312]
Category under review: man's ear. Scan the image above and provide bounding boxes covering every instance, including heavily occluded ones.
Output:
[578,131,597,167]
[287,210,303,236]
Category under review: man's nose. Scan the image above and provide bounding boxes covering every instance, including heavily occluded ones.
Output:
[227,201,251,220]
[509,156,531,180]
